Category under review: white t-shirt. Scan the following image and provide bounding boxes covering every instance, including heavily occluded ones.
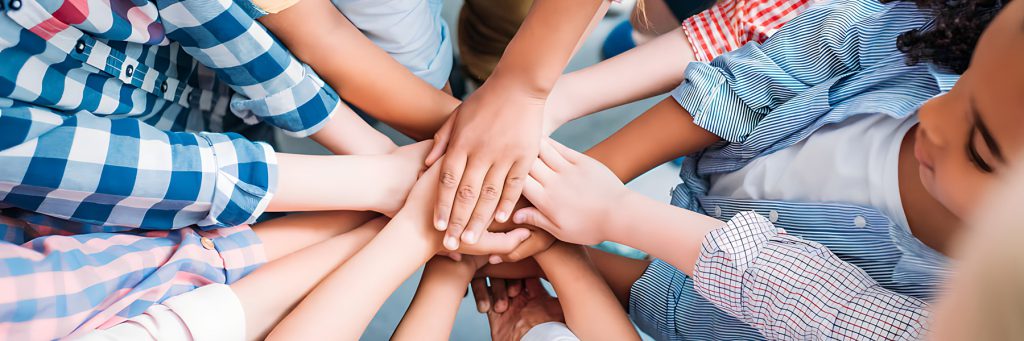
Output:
[708,114,918,228]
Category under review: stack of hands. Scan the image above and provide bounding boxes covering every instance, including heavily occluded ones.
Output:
[381,130,635,339]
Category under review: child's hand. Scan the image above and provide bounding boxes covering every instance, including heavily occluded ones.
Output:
[397,163,533,253]
[377,141,433,216]
[487,278,565,341]
[513,139,630,246]
[424,83,546,249]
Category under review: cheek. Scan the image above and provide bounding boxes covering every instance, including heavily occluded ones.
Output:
[931,166,990,218]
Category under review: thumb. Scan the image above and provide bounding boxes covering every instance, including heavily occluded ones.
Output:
[425,114,455,166]
[512,207,557,233]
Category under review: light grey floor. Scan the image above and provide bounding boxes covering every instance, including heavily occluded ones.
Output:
[274,1,677,339]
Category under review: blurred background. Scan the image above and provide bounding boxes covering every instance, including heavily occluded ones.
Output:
[273,0,678,338]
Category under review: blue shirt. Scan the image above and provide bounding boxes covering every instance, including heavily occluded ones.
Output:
[0,0,341,230]
[629,0,955,339]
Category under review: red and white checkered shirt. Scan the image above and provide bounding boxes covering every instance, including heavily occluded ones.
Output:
[694,212,930,340]
[683,0,821,62]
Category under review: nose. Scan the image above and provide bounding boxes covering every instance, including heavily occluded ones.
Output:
[915,97,947,148]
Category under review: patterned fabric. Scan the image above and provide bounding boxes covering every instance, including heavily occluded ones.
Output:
[0,0,343,229]
[0,208,265,340]
[682,0,821,62]
[694,212,929,340]
[628,0,956,339]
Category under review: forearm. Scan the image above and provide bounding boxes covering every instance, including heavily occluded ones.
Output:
[535,243,640,340]
[393,259,475,341]
[608,192,724,275]
[267,153,399,212]
[491,0,609,94]
[547,28,694,124]
[258,0,457,140]
[584,98,719,183]
[267,211,441,340]
[583,247,651,308]
[309,104,397,155]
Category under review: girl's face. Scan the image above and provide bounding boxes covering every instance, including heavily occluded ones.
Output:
[914,0,1024,219]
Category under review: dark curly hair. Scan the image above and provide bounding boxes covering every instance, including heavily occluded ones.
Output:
[880,0,1008,74]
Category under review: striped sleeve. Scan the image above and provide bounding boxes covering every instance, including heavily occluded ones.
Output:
[156,0,339,137]
[682,0,819,62]
[0,102,277,230]
[671,0,918,142]
[693,211,929,340]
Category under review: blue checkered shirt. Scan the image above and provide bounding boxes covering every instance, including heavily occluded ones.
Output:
[0,0,342,229]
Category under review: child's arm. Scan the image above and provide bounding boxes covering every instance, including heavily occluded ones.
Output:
[545,28,694,128]
[392,256,487,341]
[257,0,457,141]
[266,141,431,215]
[517,140,931,339]
[533,242,640,341]
[266,165,530,340]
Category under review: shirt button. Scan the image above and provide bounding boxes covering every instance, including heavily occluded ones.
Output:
[9,0,21,10]
[200,237,216,250]
[713,205,723,218]
[75,40,86,53]
[768,210,779,223]
[160,81,168,93]
[853,216,867,228]
[125,65,134,78]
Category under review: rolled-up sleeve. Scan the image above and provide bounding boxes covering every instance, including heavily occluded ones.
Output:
[157,0,339,137]
[0,102,275,230]
[693,212,929,340]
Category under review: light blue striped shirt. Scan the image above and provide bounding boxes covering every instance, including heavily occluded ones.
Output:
[629,0,955,339]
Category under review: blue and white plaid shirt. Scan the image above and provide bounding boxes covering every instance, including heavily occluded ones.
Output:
[0,0,342,230]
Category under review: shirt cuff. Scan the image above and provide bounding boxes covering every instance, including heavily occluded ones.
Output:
[692,211,781,313]
[670,51,767,143]
[521,322,580,341]
[229,64,339,138]
[196,132,277,229]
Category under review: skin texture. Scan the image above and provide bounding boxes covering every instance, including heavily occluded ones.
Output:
[427,0,612,251]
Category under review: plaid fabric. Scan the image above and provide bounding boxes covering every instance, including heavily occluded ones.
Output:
[0,0,342,229]
[0,208,266,340]
[694,212,929,340]
[683,0,821,62]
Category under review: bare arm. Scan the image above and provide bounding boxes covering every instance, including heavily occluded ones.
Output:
[392,257,483,341]
[534,242,640,340]
[547,28,694,127]
[258,0,458,141]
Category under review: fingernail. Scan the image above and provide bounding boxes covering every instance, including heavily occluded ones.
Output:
[496,211,508,222]
[436,219,447,231]
[478,302,490,313]
[489,255,503,264]
[462,231,476,244]
[512,212,524,224]
[444,236,459,250]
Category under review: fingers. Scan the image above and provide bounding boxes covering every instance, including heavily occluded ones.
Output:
[471,277,491,313]
[425,115,455,166]
[512,207,557,233]
[442,161,490,250]
[506,279,523,298]
[501,229,556,263]
[491,279,509,313]
[494,161,530,223]
[435,153,466,232]
[461,228,531,255]
[520,176,547,209]
[545,138,583,164]
[524,277,547,299]
[537,140,571,171]
[528,159,557,185]
[463,164,510,244]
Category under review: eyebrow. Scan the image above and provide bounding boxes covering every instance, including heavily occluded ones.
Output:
[971,98,1006,163]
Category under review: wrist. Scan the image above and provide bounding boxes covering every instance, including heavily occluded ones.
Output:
[604,190,645,245]
[483,73,553,102]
